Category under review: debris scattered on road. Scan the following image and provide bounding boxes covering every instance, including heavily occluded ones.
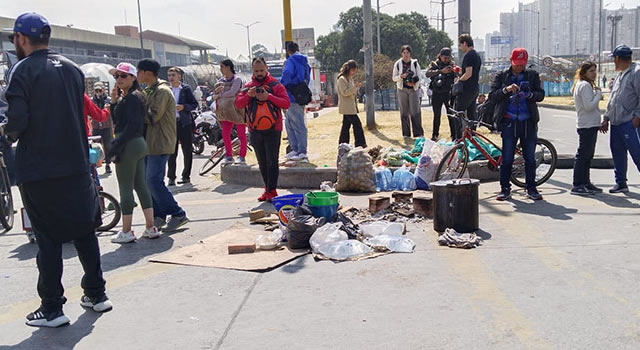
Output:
[438,228,482,249]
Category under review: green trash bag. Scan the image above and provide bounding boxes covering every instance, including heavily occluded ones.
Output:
[464,137,502,161]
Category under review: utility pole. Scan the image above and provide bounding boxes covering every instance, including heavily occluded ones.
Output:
[376,1,394,54]
[607,14,623,52]
[524,8,540,58]
[458,0,471,57]
[430,0,455,32]
[136,0,144,59]
[235,21,260,61]
[283,0,293,54]
[598,0,602,84]
[363,0,375,128]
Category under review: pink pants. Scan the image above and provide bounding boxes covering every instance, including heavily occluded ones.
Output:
[221,121,247,157]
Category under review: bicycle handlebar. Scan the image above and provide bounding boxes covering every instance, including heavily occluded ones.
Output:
[446,108,494,129]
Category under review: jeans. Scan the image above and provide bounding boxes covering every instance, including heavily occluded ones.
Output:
[573,127,599,187]
[431,92,451,139]
[251,130,281,191]
[339,114,367,147]
[167,121,193,180]
[34,228,106,312]
[221,121,247,158]
[398,88,424,137]
[285,103,307,154]
[610,120,640,185]
[146,154,185,219]
[500,118,537,191]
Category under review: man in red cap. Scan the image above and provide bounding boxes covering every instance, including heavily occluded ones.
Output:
[488,48,546,201]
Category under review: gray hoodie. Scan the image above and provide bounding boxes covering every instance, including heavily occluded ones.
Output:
[605,62,640,126]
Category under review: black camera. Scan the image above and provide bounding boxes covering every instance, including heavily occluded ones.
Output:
[403,70,419,85]
[256,87,265,94]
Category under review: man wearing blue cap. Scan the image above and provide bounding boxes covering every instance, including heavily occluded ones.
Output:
[3,13,112,328]
[602,44,640,194]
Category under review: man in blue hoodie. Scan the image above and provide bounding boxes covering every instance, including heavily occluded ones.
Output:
[281,42,311,161]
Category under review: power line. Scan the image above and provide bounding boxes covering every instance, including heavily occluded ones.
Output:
[429,0,456,31]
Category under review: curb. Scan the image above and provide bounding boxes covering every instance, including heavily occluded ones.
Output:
[539,103,576,111]
[556,154,613,169]
[220,161,499,189]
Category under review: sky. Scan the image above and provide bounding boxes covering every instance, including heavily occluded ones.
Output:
[0,0,634,58]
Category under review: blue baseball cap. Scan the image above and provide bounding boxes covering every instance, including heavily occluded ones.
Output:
[4,12,50,39]
[609,44,633,58]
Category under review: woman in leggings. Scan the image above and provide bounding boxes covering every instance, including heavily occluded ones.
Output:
[107,63,158,243]
[214,59,247,165]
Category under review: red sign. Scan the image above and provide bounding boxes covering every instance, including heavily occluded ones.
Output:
[320,74,326,83]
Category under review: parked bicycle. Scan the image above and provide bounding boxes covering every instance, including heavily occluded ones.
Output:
[199,137,253,176]
[191,110,238,155]
[434,108,558,188]
[88,136,121,231]
[0,122,14,232]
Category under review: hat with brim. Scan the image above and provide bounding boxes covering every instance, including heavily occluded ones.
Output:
[108,62,137,77]
[511,48,529,66]
[3,12,51,40]
[609,44,632,57]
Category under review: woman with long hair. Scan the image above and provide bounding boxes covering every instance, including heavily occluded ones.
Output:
[107,63,158,243]
[571,61,604,195]
[337,60,366,147]
[214,59,247,165]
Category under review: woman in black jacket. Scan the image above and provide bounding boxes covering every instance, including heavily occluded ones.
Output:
[107,63,157,243]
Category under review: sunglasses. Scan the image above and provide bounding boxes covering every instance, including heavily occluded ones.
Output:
[113,73,130,79]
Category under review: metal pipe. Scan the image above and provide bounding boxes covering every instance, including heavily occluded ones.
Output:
[137,0,144,59]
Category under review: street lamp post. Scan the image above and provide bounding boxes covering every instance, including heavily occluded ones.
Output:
[235,21,260,61]
[376,1,394,54]
[599,2,612,85]
[524,8,540,58]
[136,0,144,59]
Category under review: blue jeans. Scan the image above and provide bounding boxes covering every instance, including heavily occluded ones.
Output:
[145,155,185,218]
[500,118,537,191]
[610,120,640,185]
[285,103,307,154]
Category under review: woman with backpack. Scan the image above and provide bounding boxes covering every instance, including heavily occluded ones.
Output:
[571,61,604,195]
[337,60,366,148]
[214,59,247,165]
[107,62,158,243]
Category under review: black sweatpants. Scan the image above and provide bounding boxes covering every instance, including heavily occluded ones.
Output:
[431,92,451,139]
[167,121,194,180]
[454,90,479,140]
[339,114,367,147]
[573,127,599,187]
[251,130,281,191]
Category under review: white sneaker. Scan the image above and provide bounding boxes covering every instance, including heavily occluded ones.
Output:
[142,226,160,239]
[111,231,136,243]
[285,151,298,160]
[289,153,307,161]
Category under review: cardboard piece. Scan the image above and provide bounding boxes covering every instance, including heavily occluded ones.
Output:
[150,222,309,272]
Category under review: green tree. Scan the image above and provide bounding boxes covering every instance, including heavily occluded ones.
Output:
[315,31,345,72]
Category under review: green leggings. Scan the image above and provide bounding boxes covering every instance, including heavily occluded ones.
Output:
[115,137,153,215]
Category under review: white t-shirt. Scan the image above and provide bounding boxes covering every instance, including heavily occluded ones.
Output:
[171,85,182,119]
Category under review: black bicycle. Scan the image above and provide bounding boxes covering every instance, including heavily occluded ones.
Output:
[0,149,13,231]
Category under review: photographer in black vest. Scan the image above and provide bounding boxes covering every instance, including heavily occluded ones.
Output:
[426,48,456,141]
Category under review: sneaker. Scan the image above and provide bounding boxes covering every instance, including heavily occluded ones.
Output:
[163,215,189,232]
[105,165,112,174]
[167,178,176,186]
[265,189,279,202]
[289,153,306,161]
[222,156,234,165]
[609,183,629,194]
[25,307,70,328]
[496,189,511,201]
[258,190,269,202]
[571,185,595,196]
[80,294,113,313]
[285,151,298,160]
[153,217,167,229]
[430,135,438,142]
[585,183,603,193]
[234,157,247,165]
[177,178,190,185]
[142,226,160,239]
[527,188,543,200]
[111,231,136,244]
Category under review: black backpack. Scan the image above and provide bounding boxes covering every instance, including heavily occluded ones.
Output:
[290,65,312,106]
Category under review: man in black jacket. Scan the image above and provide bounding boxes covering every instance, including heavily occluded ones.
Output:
[167,67,198,185]
[426,47,456,141]
[489,48,545,201]
[3,13,111,328]
[91,82,113,173]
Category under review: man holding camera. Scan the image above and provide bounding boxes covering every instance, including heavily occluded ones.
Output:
[392,45,424,138]
[489,48,545,201]
[426,48,456,141]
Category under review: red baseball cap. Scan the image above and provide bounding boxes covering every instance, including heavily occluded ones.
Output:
[511,48,529,66]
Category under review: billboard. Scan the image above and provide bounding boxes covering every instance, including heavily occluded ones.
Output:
[281,28,315,51]
[490,36,513,45]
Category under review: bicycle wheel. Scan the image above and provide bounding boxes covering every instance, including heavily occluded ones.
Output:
[97,191,121,231]
[192,137,205,155]
[199,147,226,176]
[0,163,14,231]
[510,138,558,188]
[434,143,469,181]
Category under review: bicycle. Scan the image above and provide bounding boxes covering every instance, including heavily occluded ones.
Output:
[0,122,14,232]
[434,108,558,188]
[199,137,253,176]
[88,136,121,231]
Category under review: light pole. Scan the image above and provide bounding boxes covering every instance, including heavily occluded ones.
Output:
[524,8,540,58]
[376,1,394,54]
[137,0,144,59]
[599,2,611,85]
[235,21,260,61]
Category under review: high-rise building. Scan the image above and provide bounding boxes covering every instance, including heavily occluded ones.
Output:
[602,6,640,52]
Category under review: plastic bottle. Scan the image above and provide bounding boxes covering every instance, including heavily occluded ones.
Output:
[375,166,394,192]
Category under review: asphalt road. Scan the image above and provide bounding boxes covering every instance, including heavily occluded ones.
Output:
[1,117,640,349]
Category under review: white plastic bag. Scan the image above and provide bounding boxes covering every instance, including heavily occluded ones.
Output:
[364,234,416,253]
[309,222,347,253]
[316,240,373,261]
[359,222,405,238]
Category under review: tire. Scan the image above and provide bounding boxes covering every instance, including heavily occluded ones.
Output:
[199,147,225,176]
[192,137,205,155]
[97,191,121,232]
[434,143,469,181]
[0,163,14,231]
[510,138,558,188]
